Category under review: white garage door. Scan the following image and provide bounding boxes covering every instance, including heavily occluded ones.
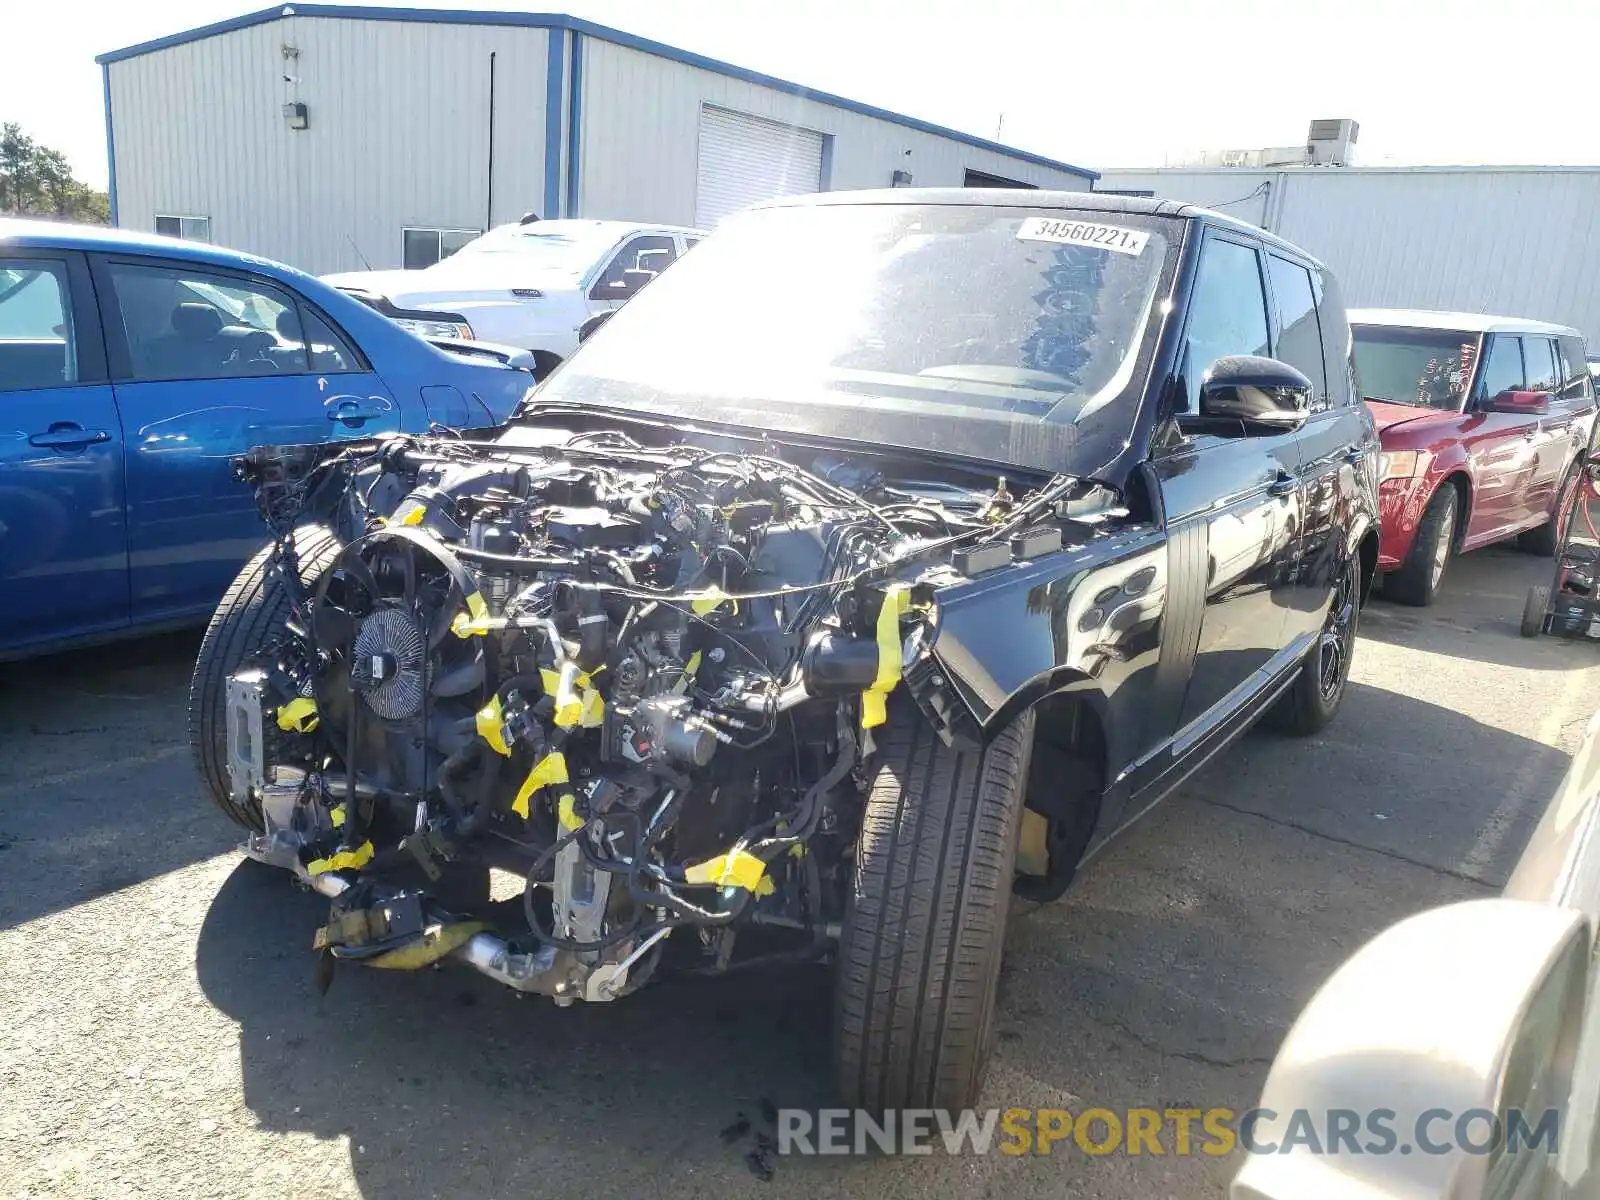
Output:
[695,106,824,228]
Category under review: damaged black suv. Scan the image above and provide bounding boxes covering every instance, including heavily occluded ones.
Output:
[189,191,1379,1112]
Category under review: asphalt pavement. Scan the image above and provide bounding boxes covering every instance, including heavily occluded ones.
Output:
[4,545,1599,1199]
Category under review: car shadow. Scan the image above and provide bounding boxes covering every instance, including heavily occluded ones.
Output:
[0,628,235,930]
[188,679,1571,1197]
[1362,544,1599,672]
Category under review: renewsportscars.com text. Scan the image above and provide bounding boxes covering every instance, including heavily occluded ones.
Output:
[776,1107,1560,1157]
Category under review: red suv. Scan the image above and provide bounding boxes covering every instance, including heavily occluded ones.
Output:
[1351,309,1596,605]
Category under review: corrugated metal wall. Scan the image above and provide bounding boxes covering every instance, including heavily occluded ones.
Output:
[576,38,1093,227]
[1099,167,1600,343]
[109,17,550,273]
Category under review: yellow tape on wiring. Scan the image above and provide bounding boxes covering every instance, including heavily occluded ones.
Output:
[396,504,426,527]
[367,921,488,970]
[861,583,913,730]
[450,592,492,638]
[557,791,583,831]
[276,696,319,733]
[330,805,346,828]
[475,695,511,756]
[690,585,737,617]
[512,752,569,819]
[306,840,375,875]
[683,849,774,896]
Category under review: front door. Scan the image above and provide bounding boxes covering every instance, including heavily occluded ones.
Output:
[0,249,128,654]
[588,234,679,312]
[1464,333,1542,544]
[93,256,402,621]
[1157,232,1304,733]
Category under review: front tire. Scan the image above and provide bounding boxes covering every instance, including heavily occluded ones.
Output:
[187,526,341,830]
[833,702,1034,1112]
[1385,486,1457,607]
[1270,551,1359,736]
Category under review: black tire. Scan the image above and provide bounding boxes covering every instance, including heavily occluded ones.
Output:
[1269,550,1360,736]
[187,526,341,830]
[1385,485,1457,607]
[1518,468,1577,557]
[1522,585,1550,638]
[833,701,1034,1112]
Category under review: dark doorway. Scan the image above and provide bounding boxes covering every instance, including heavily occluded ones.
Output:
[963,168,1038,189]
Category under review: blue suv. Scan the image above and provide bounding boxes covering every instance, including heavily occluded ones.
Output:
[0,219,536,661]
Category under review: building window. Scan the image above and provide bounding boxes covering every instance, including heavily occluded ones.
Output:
[155,214,211,242]
[963,169,1037,189]
[402,228,480,270]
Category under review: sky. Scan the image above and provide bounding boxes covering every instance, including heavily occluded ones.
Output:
[7,0,1600,190]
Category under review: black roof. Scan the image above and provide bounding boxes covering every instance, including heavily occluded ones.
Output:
[763,187,1326,268]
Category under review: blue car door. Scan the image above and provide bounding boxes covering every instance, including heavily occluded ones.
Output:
[93,255,405,622]
[0,248,129,655]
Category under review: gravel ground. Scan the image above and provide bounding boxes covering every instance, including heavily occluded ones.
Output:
[3,545,1598,1200]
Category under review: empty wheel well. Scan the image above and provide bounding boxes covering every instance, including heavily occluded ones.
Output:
[1359,529,1379,605]
[530,350,562,381]
[1015,691,1106,900]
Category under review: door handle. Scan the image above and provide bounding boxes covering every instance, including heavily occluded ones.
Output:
[326,401,385,422]
[29,425,111,449]
[1269,471,1299,497]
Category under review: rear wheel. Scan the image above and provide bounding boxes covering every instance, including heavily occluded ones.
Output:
[1518,467,1578,557]
[833,701,1034,1112]
[187,526,341,830]
[1269,551,1359,736]
[1385,486,1457,607]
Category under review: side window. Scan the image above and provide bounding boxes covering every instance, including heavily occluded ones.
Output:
[0,259,77,390]
[1180,237,1270,411]
[1556,336,1594,402]
[1524,337,1559,394]
[301,306,362,373]
[590,235,679,300]
[107,261,310,382]
[1267,255,1329,408]
[1476,335,1526,403]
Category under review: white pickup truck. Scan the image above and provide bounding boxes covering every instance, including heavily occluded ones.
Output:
[324,218,703,379]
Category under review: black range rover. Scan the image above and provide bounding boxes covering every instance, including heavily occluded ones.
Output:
[192,191,1380,1113]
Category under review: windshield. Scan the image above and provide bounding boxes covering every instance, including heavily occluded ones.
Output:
[533,203,1175,474]
[1352,324,1481,410]
[448,226,618,275]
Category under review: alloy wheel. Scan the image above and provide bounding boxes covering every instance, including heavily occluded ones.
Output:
[1318,559,1357,703]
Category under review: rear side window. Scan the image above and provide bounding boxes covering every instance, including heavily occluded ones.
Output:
[1181,237,1270,411]
[1477,334,1526,402]
[1555,336,1593,402]
[0,260,77,390]
[1266,255,1328,408]
[1524,337,1559,394]
[108,261,311,381]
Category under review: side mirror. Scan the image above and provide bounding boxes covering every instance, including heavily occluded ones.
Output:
[1483,389,1552,416]
[1199,355,1313,433]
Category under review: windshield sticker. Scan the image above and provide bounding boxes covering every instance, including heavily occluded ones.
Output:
[1016,218,1149,257]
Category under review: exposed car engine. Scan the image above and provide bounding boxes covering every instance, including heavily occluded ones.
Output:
[222,418,1086,1002]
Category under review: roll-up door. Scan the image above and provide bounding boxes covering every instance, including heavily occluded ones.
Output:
[695,105,824,228]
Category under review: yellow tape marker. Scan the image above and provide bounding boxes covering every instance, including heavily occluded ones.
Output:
[450,591,491,639]
[330,804,346,828]
[861,583,913,730]
[579,688,605,728]
[306,840,375,875]
[397,504,426,527]
[557,791,583,832]
[512,751,569,819]
[683,849,774,896]
[690,585,737,616]
[475,695,511,756]
[685,650,703,677]
[276,696,319,733]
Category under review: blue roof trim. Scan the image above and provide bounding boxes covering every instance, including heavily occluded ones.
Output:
[101,63,118,224]
[97,5,1098,180]
[565,31,583,216]
[542,28,564,218]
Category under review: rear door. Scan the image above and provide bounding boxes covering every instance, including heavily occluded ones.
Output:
[1464,333,1541,544]
[1520,335,1570,524]
[93,255,403,622]
[0,248,128,654]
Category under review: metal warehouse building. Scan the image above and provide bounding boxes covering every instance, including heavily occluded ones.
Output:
[98,4,1097,275]
[1098,164,1600,343]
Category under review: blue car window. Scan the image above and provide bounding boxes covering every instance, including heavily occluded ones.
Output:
[300,305,361,373]
[0,261,77,390]
[108,261,311,381]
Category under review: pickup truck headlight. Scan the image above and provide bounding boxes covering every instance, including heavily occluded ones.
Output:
[394,317,475,341]
[1378,450,1424,482]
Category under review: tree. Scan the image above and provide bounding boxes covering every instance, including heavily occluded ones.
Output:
[0,122,110,224]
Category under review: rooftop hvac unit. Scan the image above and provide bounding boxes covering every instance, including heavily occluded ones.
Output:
[1306,118,1358,165]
